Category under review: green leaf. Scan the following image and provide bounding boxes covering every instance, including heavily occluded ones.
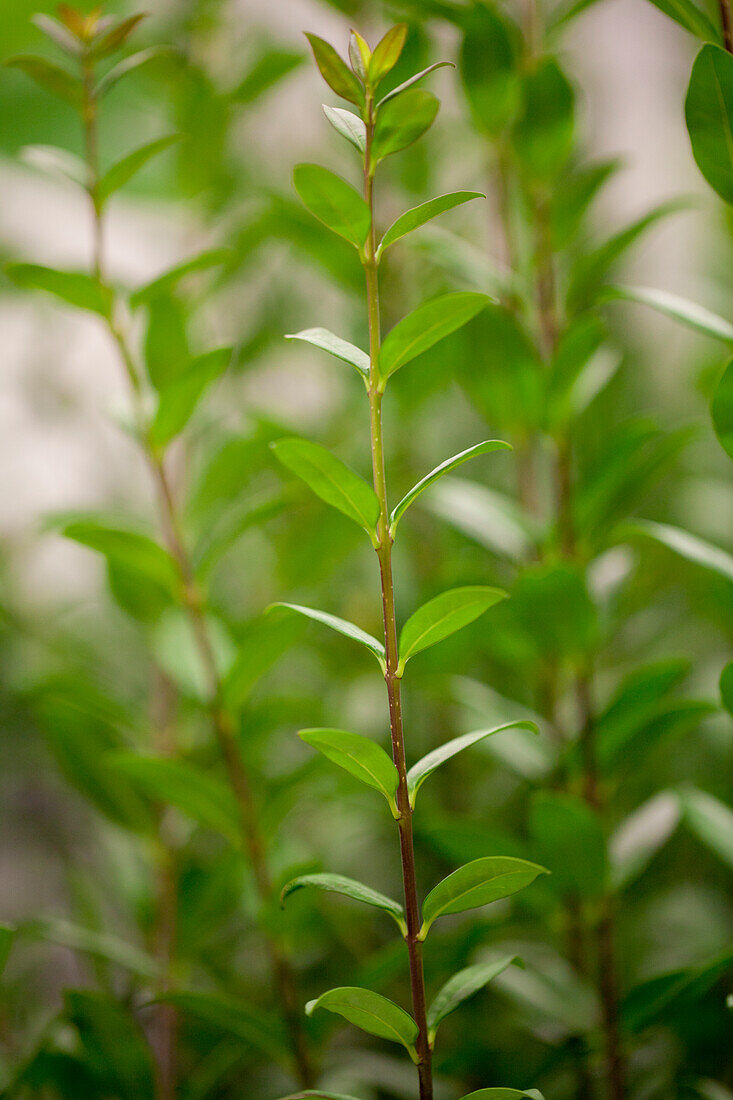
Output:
[271,437,380,542]
[96,46,174,97]
[278,1094,362,1100]
[712,359,733,459]
[6,263,111,316]
[390,440,511,537]
[144,295,189,390]
[623,947,733,1032]
[25,918,159,981]
[98,134,182,203]
[65,990,156,1100]
[419,857,547,939]
[157,991,289,1066]
[305,33,363,106]
[5,55,81,106]
[378,62,453,106]
[596,658,691,762]
[21,143,88,187]
[458,304,543,431]
[550,158,621,247]
[222,614,302,712]
[151,346,231,447]
[269,603,386,670]
[603,285,733,343]
[286,326,369,380]
[298,728,399,816]
[397,586,507,675]
[91,14,146,58]
[32,13,81,54]
[60,519,179,596]
[679,786,733,869]
[407,721,538,808]
[293,163,371,249]
[459,1091,544,1099]
[645,0,721,40]
[130,248,230,309]
[281,872,406,932]
[626,519,733,583]
[348,31,370,82]
[368,24,408,86]
[379,292,491,383]
[529,792,607,899]
[460,4,519,135]
[232,46,304,105]
[609,791,681,890]
[687,46,733,197]
[111,754,241,845]
[427,956,519,1043]
[0,925,15,978]
[372,88,439,161]
[377,191,484,258]
[305,987,418,1058]
[426,477,534,560]
[323,105,366,153]
[513,58,574,179]
[721,662,733,716]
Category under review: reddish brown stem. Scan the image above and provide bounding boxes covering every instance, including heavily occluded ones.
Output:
[720,0,733,53]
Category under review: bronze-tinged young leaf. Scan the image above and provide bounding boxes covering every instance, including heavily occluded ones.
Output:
[368,24,408,86]
[427,956,519,1043]
[269,603,386,670]
[6,263,111,316]
[377,191,484,258]
[293,163,371,250]
[298,728,399,816]
[306,987,418,1057]
[397,586,507,675]
[91,13,146,58]
[348,31,370,83]
[419,857,548,939]
[712,359,733,459]
[686,45,733,203]
[4,55,81,106]
[286,327,370,381]
[379,292,491,383]
[372,88,439,161]
[281,872,406,932]
[305,33,363,106]
[98,134,182,203]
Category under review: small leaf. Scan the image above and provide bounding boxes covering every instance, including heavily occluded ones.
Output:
[626,519,733,583]
[460,1091,544,1100]
[60,519,179,595]
[460,4,519,135]
[91,14,146,58]
[305,987,418,1057]
[529,792,607,899]
[645,0,722,40]
[271,437,380,541]
[130,248,230,309]
[299,728,399,816]
[98,134,182,203]
[378,62,453,105]
[427,956,518,1043]
[157,991,289,1066]
[712,359,733,459]
[379,292,491,382]
[305,33,363,106]
[31,14,80,55]
[378,191,484,258]
[281,872,406,931]
[373,88,439,160]
[398,586,506,675]
[603,285,733,343]
[368,24,408,86]
[150,346,231,447]
[6,263,111,316]
[686,44,733,203]
[4,55,80,106]
[348,31,370,82]
[96,46,174,97]
[513,58,574,179]
[21,143,88,187]
[286,326,369,380]
[144,294,189,390]
[419,857,547,939]
[390,440,510,536]
[25,917,159,981]
[323,105,366,153]
[407,721,538,808]
[293,163,371,249]
[269,603,386,670]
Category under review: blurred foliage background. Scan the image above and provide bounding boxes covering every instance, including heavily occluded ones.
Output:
[0,1,731,1099]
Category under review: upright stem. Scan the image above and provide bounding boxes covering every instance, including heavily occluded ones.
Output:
[720,0,733,53]
[363,110,433,1100]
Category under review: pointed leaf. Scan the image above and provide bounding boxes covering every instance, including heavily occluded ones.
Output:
[294,163,371,249]
[529,792,607,899]
[390,440,510,536]
[407,721,538,807]
[378,192,484,258]
[348,31,370,82]
[98,134,182,203]
[378,62,453,105]
[233,47,304,105]
[645,0,721,40]
[513,58,574,179]
[157,991,289,1065]
[271,437,380,541]
[21,143,88,187]
[712,359,733,458]
[323,105,366,153]
[420,857,547,939]
[299,728,398,816]
[91,14,146,58]
[460,4,519,135]
[379,292,491,382]
[305,33,363,106]
[269,603,386,669]
[223,614,303,712]
[373,89,439,160]
[679,786,733,869]
[150,346,232,447]
[6,263,111,316]
[428,956,518,1042]
[627,519,733,583]
[5,55,81,106]
[130,248,230,308]
[368,25,408,85]
[603,285,733,343]
[305,987,418,1056]
[96,46,174,97]
[25,918,159,981]
[686,44,733,203]
[286,326,369,380]
[32,14,81,55]
[460,1091,544,1099]
[59,519,179,595]
[281,873,406,931]
[398,586,507,675]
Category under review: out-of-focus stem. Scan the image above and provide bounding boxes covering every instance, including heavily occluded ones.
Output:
[720,0,733,53]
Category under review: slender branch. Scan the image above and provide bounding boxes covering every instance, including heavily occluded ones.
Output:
[720,0,733,53]
[363,103,433,1100]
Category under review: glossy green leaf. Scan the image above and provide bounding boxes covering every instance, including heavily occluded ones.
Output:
[378,62,453,106]
[323,105,366,153]
[271,437,380,541]
[679,786,733,869]
[645,0,721,40]
[603,285,733,343]
[130,248,230,309]
[298,728,399,816]
[286,326,370,380]
[379,292,491,383]
[390,440,511,537]
[513,58,574,179]
[305,33,363,106]
[627,519,733,583]
[712,359,733,458]
[372,89,439,161]
[111,754,241,845]
[427,955,518,1042]
[398,586,507,675]
[157,991,289,1065]
[96,46,173,97]
[281,873,406,932]
[377,191,484,258]
[686,44,733,202]
[6,263,111,316]
[150,346,231,447]
[368,24,408,86]
[460,4,519,135]
[293,164,371,249]
[98,134,182,203]
[5,55,81,106]
[305,987,418,1057]
[420,857,547,939]
[407,721,538,808]
[529,792,607,899]
[269,603,386,670]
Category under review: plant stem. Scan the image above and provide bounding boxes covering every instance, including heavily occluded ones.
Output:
[363,111,433,1100]
[80,52,314,1091]
[720,0,733,53]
